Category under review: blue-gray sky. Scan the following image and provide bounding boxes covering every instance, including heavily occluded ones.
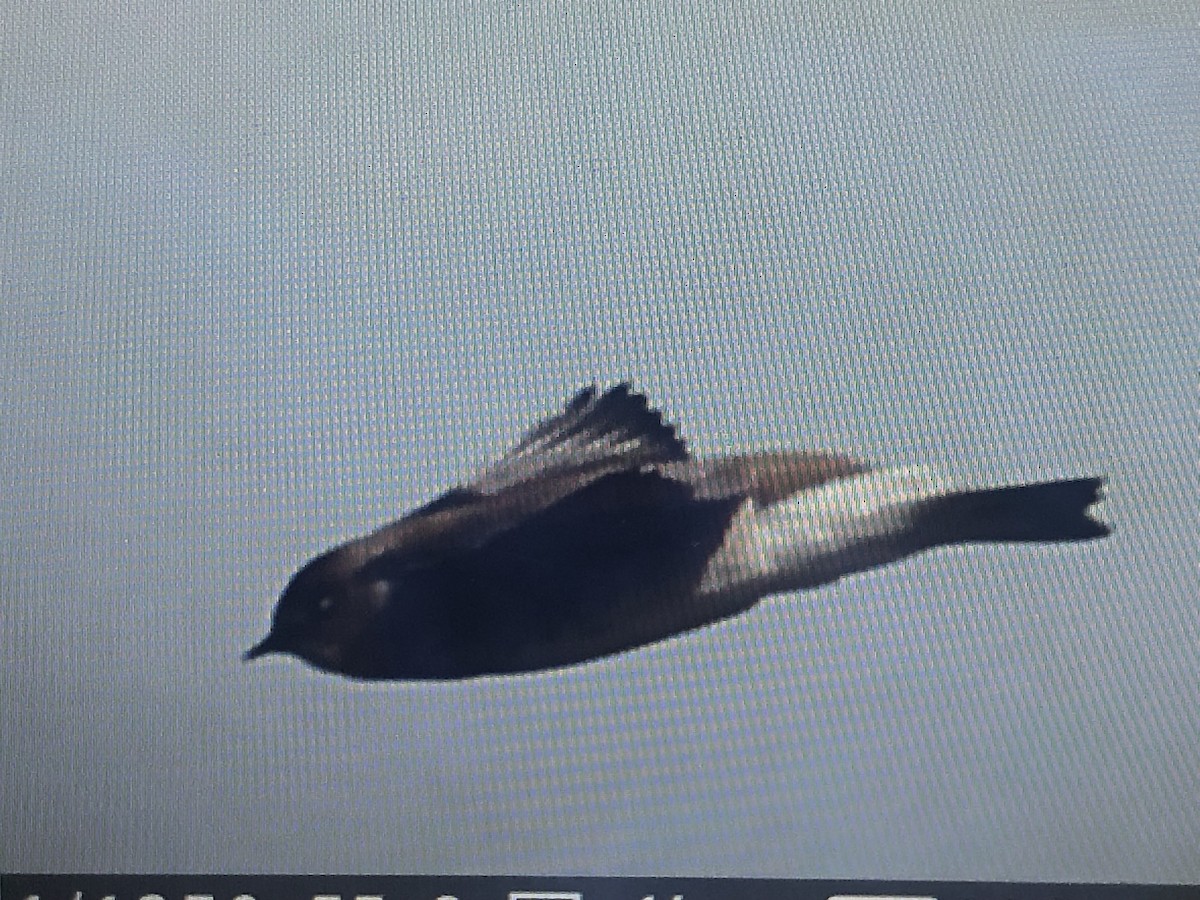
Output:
[2,0,1198,883]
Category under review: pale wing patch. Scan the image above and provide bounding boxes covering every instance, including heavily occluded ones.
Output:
[760,465,955,589]
[695,498,773,600]
[684,451,870,504]
[698,466,957,600]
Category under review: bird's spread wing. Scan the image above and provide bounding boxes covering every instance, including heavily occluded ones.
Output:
[363,384,691,563]
[468,382,688,495]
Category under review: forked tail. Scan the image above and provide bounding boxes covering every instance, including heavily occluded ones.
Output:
[919,478,1110,546]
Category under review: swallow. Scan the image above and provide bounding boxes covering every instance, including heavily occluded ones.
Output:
[246,383,1110,679]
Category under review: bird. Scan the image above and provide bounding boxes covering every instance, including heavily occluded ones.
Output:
[245,383,1110,680]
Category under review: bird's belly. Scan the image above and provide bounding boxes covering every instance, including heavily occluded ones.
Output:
[469,578,746,676]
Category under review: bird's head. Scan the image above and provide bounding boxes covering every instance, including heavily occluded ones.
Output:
[245,548,390,677]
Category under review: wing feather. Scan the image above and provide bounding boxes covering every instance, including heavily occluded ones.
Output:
[470,383,688,494]
[363,385,696,573]
[670,451,871,505]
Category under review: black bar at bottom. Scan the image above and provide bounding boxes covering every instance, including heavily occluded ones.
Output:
[2,874,1193,900]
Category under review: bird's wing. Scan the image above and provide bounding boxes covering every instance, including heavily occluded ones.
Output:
[669,450,872,505]
[467,382,688,495]
[362,468,743,676]
[364,385,691,562]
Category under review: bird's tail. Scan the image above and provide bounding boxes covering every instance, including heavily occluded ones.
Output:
[917,478,1110,547]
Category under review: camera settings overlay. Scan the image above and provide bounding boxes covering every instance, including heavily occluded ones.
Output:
[1,875,1192,900]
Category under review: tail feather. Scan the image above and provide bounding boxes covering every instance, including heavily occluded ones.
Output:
[919,478,1110,546]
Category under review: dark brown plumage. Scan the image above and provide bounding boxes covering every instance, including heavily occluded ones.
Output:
[246,383,1110,680]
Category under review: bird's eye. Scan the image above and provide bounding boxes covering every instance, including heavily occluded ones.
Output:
[316,595,335,614]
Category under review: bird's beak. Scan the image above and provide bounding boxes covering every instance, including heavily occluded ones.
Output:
[244,632,280,662]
